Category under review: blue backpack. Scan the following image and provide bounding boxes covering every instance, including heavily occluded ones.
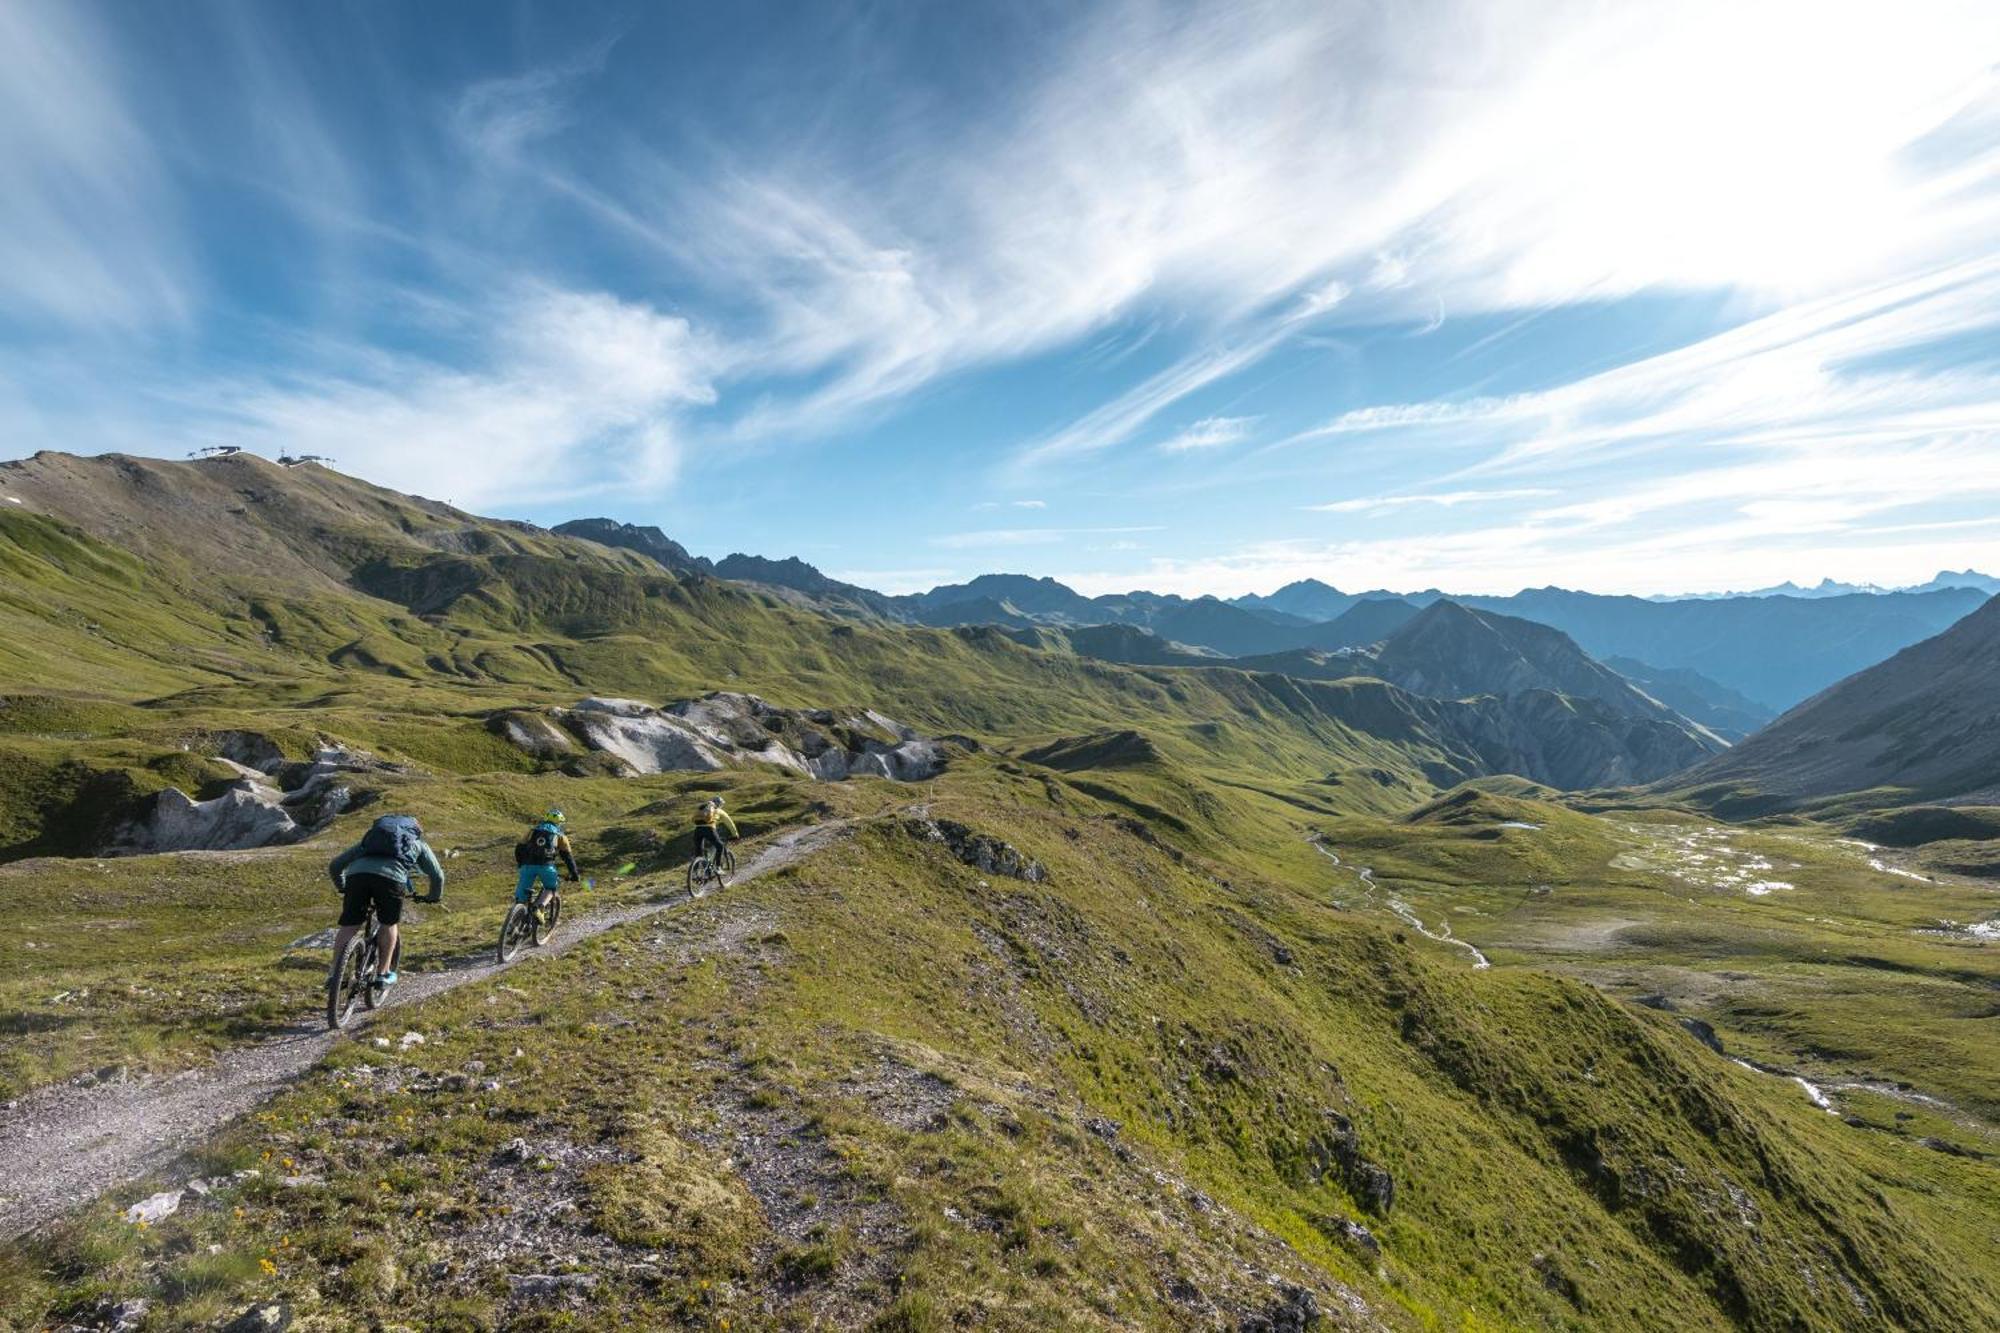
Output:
[361,814,423,867]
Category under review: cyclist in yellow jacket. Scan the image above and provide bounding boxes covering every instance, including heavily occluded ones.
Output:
[693,796,737,864]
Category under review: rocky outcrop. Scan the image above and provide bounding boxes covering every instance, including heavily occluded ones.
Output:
[114,742,388,853]
[902,816,1048,881]
[497,692,951,783]
[551,518,712,575]
[486,710,577,759]
[1238,1282,1320,1333]
[562,698,729,773]
[1306,1111,1395,1216]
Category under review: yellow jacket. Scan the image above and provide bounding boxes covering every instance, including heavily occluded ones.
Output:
[694,806,738,837]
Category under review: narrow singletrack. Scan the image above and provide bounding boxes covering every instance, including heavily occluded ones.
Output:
[0,821,848,1242]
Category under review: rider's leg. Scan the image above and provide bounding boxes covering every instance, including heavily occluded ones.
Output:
[516,864,538,904]
[375,878,406,980]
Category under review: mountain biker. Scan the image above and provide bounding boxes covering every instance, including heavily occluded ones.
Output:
[328,813,444,990]
[693,795,737,865]
[516,807,581,905]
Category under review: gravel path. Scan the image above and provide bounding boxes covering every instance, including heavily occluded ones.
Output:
[0,821,849,1242]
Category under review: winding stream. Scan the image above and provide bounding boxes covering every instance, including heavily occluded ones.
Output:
[1312,839,1491,969]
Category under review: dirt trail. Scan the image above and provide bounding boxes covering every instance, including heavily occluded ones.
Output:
[0,821,849,1242]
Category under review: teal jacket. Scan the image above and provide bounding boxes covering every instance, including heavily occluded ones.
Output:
[329,839,445,896]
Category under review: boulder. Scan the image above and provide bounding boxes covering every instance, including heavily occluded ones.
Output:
[116,782,302,853]
[124,1189,182,1224]
[222,1303,293,1333]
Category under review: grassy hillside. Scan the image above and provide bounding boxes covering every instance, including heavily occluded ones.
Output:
[4,756,1998,1329]
[2,453,1997,1329]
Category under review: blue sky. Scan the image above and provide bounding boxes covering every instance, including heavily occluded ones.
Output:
[3,0,1999,597]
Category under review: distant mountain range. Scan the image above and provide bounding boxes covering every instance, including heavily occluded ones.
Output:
[1652,571,2000,600]
[556,520,1991,718]
[1678,593,2000,811]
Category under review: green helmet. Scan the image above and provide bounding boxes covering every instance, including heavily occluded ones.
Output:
[545,807,567,826]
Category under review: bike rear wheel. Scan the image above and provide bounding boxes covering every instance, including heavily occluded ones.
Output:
[327,936,369,1030]
[686,856,713,899]
[498,903,532,963]
[532,892,562,947]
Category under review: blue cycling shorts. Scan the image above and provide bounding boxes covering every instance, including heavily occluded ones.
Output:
[516,863,559,902]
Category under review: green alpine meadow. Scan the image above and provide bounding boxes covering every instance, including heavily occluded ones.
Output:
[0,451,1994,1330]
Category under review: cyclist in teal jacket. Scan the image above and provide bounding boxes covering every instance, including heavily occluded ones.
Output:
[328,815,444,989]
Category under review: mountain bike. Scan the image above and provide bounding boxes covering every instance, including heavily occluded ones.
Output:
[498,879,572,963]
[686,842,735,898]
[326,886,414,1030]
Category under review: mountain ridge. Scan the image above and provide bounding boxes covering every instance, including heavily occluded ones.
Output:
[1676,594,2000,811]
[541,510,1988,711]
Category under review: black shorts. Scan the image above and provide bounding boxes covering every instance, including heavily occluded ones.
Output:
[695,826,726,855]
[339,872,406,927]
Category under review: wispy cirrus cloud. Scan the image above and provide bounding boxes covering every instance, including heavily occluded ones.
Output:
[1307,488,1555,514]
[3,0,1999,597]
[0,1,189,330]
[1160,415,1260,454]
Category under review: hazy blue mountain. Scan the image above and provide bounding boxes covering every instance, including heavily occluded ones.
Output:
[615,554,1993,715]
[1290,597,1422,650]
[1604,656,1776,742]
[1677,595,2000,809]
[1457,587,1991,711]
[1143,597,1311,656]
[910,574,1101,621]
[1905,569,2000,595]
[1231,578,1358,621]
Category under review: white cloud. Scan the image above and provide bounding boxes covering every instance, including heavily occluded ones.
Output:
[196,288,718,507]
[1307,488,1555,514]
[578,0,1999,462]
[1160,415,1260,454]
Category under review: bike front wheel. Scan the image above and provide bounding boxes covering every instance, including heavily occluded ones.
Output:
[360,938,384,1010]
[717,846,736,884]
[328,937,368,1030]
[498,903,532,963]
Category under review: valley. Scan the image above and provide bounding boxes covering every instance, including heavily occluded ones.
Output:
[0,452,1995,1330]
